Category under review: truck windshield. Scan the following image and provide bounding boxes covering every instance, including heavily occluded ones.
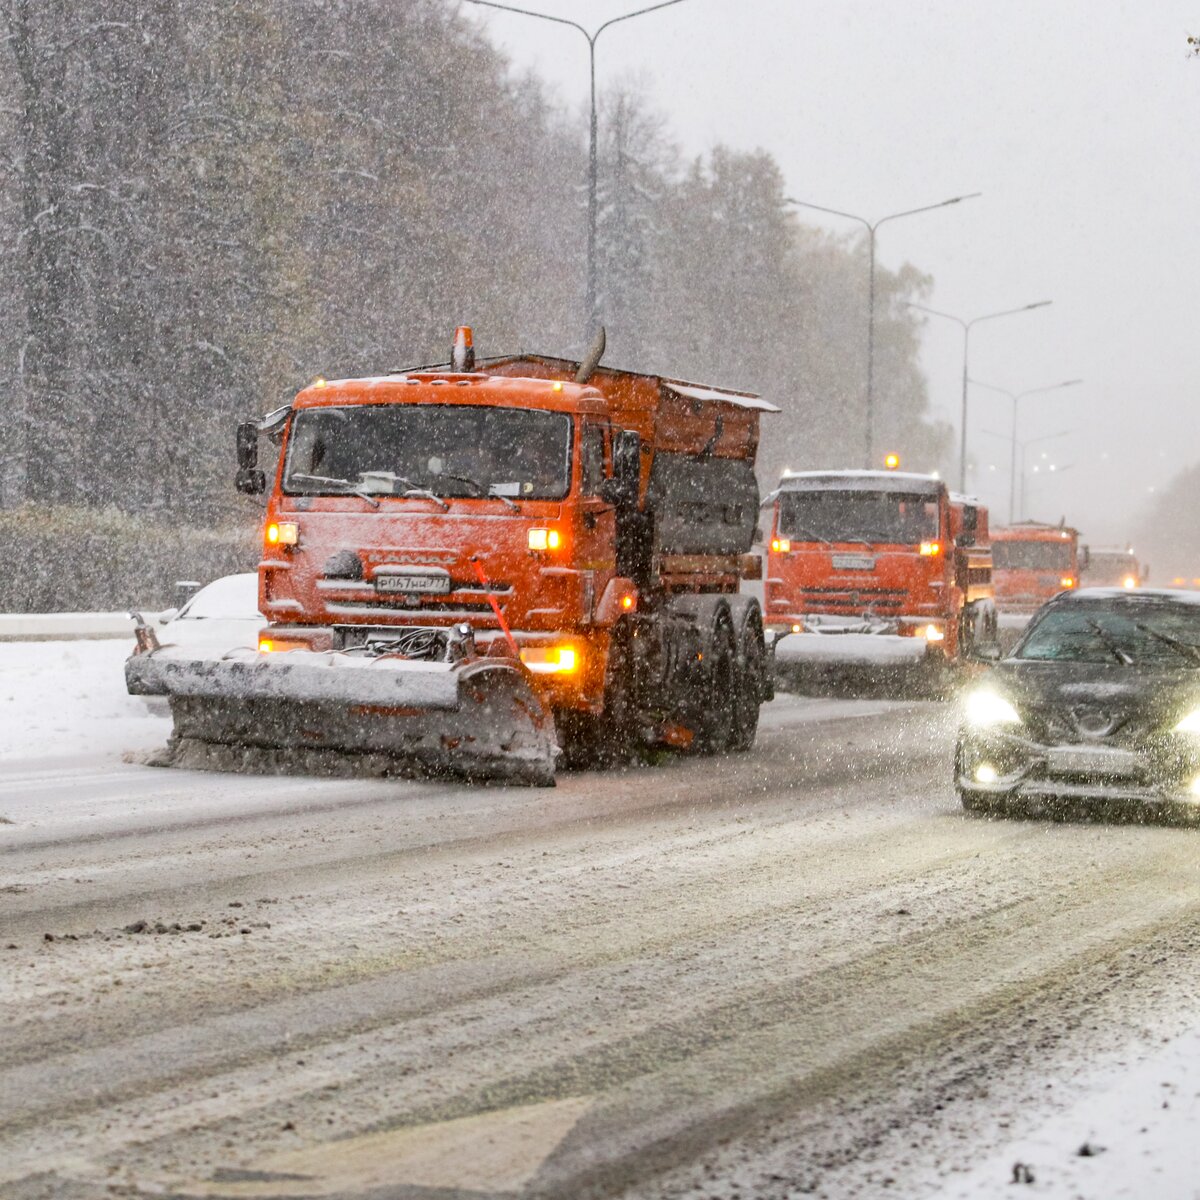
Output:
[777,490,939,544]
[993,541,1072,570]
[1085,553,1136,584]
[283,404,572,500]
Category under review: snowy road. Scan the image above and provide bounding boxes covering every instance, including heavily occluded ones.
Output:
[2,642,1200,1198]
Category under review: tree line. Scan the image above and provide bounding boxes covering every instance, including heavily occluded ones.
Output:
[0,0,949,531]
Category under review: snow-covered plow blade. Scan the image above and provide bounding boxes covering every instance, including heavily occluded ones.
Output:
[126,647,558,786]
[771,630,943,696]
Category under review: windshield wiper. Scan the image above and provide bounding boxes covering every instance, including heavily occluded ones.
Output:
[1086,618,1134,665]
[435,472,518,511]
[786,526,832,547]
[1131,621,1200,666]
[289,472,380,509]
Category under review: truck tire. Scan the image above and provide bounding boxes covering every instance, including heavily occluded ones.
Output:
[697,617,737,755]
[728,596,767,751]
[667,594,737,755]
[554,619,636,769]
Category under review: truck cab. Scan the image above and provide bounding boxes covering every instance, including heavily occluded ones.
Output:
[763,470,995,674]
[991,521,1081,613]
[1081,546,1143,590]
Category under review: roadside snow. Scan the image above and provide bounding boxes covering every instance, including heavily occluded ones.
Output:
[0,638,168,763]
[931,1029,1200,1198]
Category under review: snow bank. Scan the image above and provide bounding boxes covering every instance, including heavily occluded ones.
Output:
[0,639,168,762]
[931,1029,1200,1198]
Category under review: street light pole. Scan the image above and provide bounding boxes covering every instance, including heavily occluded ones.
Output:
[907,300,1053,492]
[968,378,1081,522]
[785,193,980,469]
[464,0,688,335]
[1019,430,1072,520]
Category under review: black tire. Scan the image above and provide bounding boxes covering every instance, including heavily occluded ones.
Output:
[554,621,636,769]
[697,617,737,755]
[730,605,766,752]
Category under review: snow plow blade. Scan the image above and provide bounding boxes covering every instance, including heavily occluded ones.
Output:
[771,631,944,696]
[126,648,558,786]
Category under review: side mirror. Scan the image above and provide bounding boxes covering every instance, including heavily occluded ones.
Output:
[974,644,1001,662]
[753,526,765,544]
[1078,544,1091,571]
[601,429,641,509]
[235,421,267,495]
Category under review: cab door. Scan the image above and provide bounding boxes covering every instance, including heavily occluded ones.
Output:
[575,421,617,623]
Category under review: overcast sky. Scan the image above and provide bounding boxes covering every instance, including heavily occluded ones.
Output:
[464,0,1200,545]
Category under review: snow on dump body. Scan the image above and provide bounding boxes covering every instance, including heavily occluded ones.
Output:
[662,381,780,412]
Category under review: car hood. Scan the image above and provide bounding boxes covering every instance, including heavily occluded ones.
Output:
[988,659,1200,740]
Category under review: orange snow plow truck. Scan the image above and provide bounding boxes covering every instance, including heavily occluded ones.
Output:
[126,329,778,785]
[763,470,997,686]
[990,521,1082,614]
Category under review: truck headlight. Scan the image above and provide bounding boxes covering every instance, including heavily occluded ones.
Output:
[964,689,1021,728]
[1173,708,1200,734]
[528,528,561,551]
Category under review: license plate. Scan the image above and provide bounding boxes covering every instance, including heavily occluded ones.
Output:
[1046,746,1139,777]
[832,554,875,570]
[374,570,451,595]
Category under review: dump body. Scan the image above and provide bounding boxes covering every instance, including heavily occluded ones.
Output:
[991,522,1080,613]
[764,470,996,679]
[130,344,777,779]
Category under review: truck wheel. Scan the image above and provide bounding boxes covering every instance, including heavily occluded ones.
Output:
[697,618,737,755]
[730,603,766,751]
[554,623,635,769]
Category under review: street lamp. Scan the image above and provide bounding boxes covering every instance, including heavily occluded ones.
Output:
[1020,431,1072,520]
[907,300,1053,491]
[969,378,1082,522]
[785,192,980,469]
[463,0,689,335]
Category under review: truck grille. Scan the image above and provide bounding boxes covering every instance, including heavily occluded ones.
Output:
[800,586,907,612]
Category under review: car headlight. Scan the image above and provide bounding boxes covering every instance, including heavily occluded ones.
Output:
[963,689,1021,728]
[1173,708,1200,734]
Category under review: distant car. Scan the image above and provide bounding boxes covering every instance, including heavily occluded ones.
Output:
[158,572,262,651]
[956,588,1200,820]
[138,574,262,713]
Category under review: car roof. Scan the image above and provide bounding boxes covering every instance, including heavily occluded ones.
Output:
[1053,587,1200,607]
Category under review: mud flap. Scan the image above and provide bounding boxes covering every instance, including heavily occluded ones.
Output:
[126,649,558,786]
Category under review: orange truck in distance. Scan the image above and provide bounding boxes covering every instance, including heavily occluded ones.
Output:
[990,521,1082,613]
[763,470,997,685]
[127,329,777,784]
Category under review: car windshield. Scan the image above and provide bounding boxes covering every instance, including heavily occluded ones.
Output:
[283,404,572,500]
[993,540,1072,570]
[1016,600,1200,666]
[777,490,939,544]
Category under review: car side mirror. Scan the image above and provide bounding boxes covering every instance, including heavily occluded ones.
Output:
[974,644,1001,662]
[602,430,641,510]
[235,421,267,495]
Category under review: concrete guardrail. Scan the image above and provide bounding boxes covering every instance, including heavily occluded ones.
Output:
[0,612,163,643]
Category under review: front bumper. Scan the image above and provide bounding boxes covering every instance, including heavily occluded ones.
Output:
[956,727,1200,814]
